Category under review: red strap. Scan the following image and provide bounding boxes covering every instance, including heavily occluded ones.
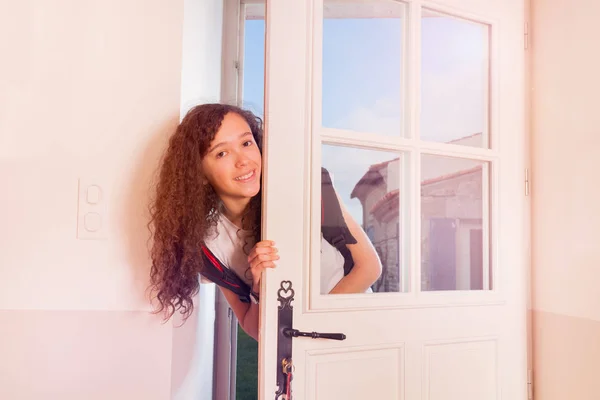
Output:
[201,246,223,272]
[286,370,292,400]
[201,245,242,289]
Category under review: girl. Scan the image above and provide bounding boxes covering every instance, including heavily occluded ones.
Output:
[148,103,381,340]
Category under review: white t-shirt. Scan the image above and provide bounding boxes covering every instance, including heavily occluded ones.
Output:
[320,235,373,294]
[203,214,256,287]
[320,234,346,294]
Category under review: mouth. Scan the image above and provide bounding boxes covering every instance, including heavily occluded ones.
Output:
[234,169,256,182]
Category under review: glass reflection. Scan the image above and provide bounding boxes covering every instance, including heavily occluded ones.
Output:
[321,144,406,294]
[322,0,405,136]
[421,9,490,147]
[421,155,490,291]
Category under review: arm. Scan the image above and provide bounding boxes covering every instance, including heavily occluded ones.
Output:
[219,240,279,341]
[219,287,260,341]
[329,194,382,294]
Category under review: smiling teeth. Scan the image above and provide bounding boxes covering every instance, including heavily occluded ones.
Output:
[235,171,253,180]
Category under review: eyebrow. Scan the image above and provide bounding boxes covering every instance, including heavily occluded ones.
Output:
[207,131,252,154]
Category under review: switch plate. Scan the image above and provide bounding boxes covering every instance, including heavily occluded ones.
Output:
[77,178,108,240]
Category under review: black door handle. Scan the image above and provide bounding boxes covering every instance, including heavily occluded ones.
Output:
[275,280,347,399]
[283,328,346,341]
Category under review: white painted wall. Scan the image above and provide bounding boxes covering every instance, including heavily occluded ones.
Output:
[532,0,600,398]
[0,0,226,397]
[180,0,225,115]
[0,0,183,398]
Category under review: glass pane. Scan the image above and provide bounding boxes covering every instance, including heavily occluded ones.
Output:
[322,144,408,294]
[241,5,265,118]
[322,1,405,135]
[421,155,491,291]
[421,9,490,148]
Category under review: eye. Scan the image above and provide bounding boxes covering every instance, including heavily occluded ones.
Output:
[216,151,227,159]
[242,140,253,147]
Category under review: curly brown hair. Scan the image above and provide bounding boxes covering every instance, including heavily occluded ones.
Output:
[148,103,263,322]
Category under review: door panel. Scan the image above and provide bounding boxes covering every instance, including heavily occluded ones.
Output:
[423,339,497,400]
[306,345,404,399]
[260,0,526,398]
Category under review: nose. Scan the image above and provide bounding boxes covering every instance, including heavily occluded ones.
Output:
[235,151,250,168]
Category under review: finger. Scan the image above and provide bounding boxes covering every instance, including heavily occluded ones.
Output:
[250,255,280,270]
[251,261,277,271]
[256,248,278,258]
[248,247,278,263]
[254,253,280,263]
[248,246,277,260]
[251,246,278,256]
[250,256,279,273]
[255,240,275,248]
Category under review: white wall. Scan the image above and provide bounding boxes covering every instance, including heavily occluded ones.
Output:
[532,0,600,398]
[0,0,225,398]
[0,0,184,398]
[180,0,225,114]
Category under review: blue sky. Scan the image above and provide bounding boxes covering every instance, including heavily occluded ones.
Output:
[241,20,265,117]
[242,14,486,224]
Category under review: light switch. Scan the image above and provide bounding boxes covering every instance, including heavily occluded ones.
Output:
[86,185,101,204]
[84,212,102,232]
[77,178,108,240]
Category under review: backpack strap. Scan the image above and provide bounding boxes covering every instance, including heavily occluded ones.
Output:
[321,167,358,276]
[200,245,254,303]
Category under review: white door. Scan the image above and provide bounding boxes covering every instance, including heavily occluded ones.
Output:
[259,0,527,399]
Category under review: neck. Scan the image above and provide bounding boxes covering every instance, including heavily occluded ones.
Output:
[221,197,252,228]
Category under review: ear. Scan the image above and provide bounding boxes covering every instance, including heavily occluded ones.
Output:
[199,171,208,185]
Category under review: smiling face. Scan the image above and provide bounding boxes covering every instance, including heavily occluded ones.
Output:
[201,112,262,207]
